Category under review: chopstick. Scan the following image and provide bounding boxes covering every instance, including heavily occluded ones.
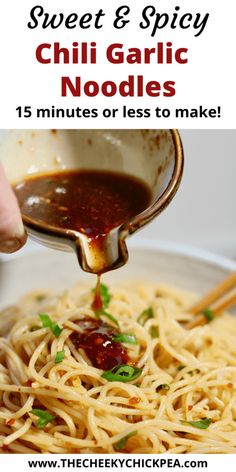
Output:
[185,272,236,329]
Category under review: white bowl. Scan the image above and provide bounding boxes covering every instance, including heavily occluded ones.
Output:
[0,239,236,310]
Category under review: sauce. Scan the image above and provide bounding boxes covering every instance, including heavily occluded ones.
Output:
[70,317,129,370]
[92,275,103,312]
[14,170,151,240]
[14,169,152,307]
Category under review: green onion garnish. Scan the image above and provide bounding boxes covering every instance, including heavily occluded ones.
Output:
[55,350,65,364]
[202,308,214,322]
[137,307,154,325]
[100,283,111,308]
[35,294,46,302]
[39,314,62,338]
[92,283,111,309]
[177,364,185,371]
[114,431,137,450]
[156,384,170,392]
[30,326,41,332]
[184,418,212,429]
[95,309,119,327]
[102,364,142,383]
[150,326,159,338]
[30,409,56,429]
[92,283,117,327]
[113,333,137,344]
[189,369,200,376]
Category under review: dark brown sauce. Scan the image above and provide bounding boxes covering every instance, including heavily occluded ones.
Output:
[14,169,152,308]
[70,317,129,370]
[14,170,151,238]
[92,275,103,312]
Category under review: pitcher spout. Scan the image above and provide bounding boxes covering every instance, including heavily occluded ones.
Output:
[74,229,129,274]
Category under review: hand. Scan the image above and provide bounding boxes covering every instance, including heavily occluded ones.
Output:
[0,164,27,253]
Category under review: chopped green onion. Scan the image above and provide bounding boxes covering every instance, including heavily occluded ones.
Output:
[184,418,212,430]
[95,309,119,327]
[114,431,137,450]
[202,308,214,322]
[100,283,111,308]
[102,364,142,383]
[52,324,63,338]
[92,283,111,309]
[30,409,56,429]
[189,369,200,376]
[39,313,51,327]
[137,307,154,326]
[113,333,137,344]
[150,326,159,338]
[39,314,62,338]
[30,326,41,332]
[177,364,185,371]
[156,384,170,392]
[55,350,65,364]
[92,284,116,328]
[35,294,46,302]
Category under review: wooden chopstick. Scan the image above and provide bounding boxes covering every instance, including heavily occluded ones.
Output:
[185,272,236,330]
[212,289,236,315]
[188,272,236,315]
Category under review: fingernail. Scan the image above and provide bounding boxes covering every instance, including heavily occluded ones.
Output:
[15,220,25,238]
[0,231,27,254]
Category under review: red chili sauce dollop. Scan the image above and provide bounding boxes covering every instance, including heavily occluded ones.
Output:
[70,317,129,370]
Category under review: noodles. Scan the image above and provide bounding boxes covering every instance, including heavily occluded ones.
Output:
[0,280,236,454]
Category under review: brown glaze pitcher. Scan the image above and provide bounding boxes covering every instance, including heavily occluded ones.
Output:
[0,129,184,273]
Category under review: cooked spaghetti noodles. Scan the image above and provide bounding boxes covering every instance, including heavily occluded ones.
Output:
[0,281,236,454]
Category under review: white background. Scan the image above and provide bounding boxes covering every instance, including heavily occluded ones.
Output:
[0,453,234,471]
[149,129,236,258]
[0,0,235,128]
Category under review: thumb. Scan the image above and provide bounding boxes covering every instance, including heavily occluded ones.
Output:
[0,164,27,253]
